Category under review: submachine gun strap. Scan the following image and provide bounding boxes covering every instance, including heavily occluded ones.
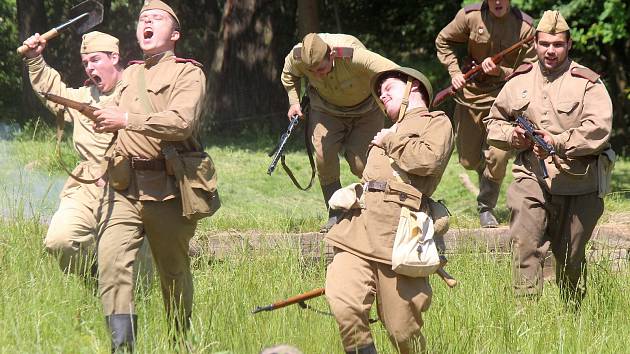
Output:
[280,99,316,191]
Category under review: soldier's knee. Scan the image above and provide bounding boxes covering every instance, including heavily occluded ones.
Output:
[459,153,482,171]
[43,231,74,254]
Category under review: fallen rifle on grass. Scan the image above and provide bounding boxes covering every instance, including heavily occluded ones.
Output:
[252,262,456,315]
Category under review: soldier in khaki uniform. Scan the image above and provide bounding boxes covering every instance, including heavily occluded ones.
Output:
[484,11,614,306]
[281,33,398,231]
[436,0,536,227]
[21,31,152,281]
[325,68,454,353]
[93,0,216,350]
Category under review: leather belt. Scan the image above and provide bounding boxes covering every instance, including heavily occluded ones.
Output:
[130,157,166,171]
[366,180,387,192]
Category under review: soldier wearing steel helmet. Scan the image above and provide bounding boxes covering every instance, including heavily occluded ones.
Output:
[281,33,398,232]
[484,10,614,307]
[324,67,454,353]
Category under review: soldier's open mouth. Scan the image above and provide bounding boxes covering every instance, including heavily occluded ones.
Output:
[92,75,102,84]
[144,28,153,39]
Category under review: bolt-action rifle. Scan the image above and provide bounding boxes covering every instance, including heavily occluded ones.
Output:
[515,115,555,179]
[39,91,99,121]
[432,34,534,108]
[267,95,315,191]
[252,260,457,315]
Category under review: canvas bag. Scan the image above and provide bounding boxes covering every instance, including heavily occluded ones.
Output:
[389,158,441,277]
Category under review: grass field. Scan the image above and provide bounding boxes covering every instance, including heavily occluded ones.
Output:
[1,127,629,353]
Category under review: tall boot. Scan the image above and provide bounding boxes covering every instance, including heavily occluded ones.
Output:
[346,342,378,354]
[106,314,137,353]
[320,180,343,233]
[477,174,500,228]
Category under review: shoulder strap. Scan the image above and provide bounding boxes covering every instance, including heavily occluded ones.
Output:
[506,63,533,80]
[174,57,203,68]
[332,47,354,59]
[512,8,534,26]
[571,66,600,83]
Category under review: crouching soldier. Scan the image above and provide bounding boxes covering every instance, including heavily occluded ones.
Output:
[324,67,454,353]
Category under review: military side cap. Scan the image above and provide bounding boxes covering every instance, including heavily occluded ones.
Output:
[536,10,570,34]
[141,0,180,28]
[80,31,119,54]
[301,33,329,69]
[371,67,434,106]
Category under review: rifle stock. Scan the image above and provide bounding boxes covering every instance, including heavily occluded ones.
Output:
[432,34,535,108]
[39,91,99,121]
[252,287,325,314]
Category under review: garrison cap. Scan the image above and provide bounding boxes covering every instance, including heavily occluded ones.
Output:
[301,33,329,69]
[371,67,434,106]
[80,31,119,54]
[536,10,570,34]
[141,0,180,28]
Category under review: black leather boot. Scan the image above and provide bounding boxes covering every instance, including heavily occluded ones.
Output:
[320,180,343,233]
[477,175,500,228]
[346,342,378,354]
[106,314,137,353]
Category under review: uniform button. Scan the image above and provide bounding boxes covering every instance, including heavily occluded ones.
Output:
[543,96,547,99]
[399,193,407,202]
[544,112,548,115]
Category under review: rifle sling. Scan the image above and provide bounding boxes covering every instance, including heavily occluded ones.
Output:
[280,102,316,191]
[55,108,114,185]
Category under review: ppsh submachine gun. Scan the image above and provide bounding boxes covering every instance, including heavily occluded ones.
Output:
[267,95,316,191]
[515,115,555,179]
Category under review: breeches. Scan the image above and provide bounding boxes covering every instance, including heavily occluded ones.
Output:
[507,178,603,297]
[308,107,384,185]
[454,104,510,182]
[325,249,431,353]
[97,187,196,318]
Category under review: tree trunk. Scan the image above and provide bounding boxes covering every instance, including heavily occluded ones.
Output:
[17,0,50,122]
[297,0,319,38]
[205,0,297,132]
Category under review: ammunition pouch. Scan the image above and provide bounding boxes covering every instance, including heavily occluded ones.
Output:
[109,155,131,191]
[163,146,221,221]
[383,180,423,211]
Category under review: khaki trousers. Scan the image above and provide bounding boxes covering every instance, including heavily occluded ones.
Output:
[507,178,604,300]
[45,185,154,282]
[97,186,196,323]
[45,185,99,275]
[326,249,431,353]
[454,104,510,183]
[308,107,384,185]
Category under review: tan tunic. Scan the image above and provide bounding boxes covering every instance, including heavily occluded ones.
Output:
[484,60,613,195]
[281,33,397,115]
[26,55,118,197]
[325,108,454,263]
[435,3,536,109]
[115,51,206,201]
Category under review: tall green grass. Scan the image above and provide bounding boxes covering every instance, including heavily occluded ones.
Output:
[1,214,629,352]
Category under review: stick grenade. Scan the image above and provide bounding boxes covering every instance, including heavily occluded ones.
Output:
[437,256,457,288]
[17,0,103,55]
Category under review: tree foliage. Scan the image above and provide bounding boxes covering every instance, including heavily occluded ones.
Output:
[2,0,629,153]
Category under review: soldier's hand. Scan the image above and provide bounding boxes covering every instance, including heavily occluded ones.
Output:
[94,107,128,133]
[371,124,397,147]
[287,103,303,120]
[481,57,501,76]
[532,129,554,159]
[22,34,47,58]
[451,74,466,90]
[510,126,532,150]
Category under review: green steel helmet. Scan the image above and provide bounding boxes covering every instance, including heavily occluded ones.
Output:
[370,67,434,118]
